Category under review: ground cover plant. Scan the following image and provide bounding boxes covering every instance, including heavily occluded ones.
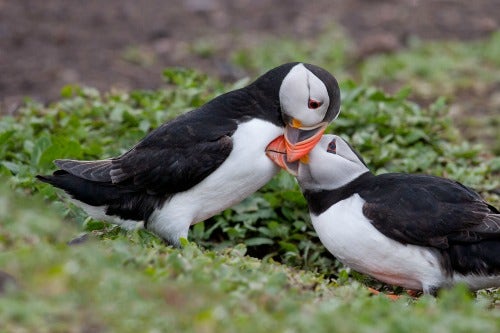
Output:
[1,31,499,332]
[1,185,499,333]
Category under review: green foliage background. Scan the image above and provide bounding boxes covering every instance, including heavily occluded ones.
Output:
[1,28,499,332]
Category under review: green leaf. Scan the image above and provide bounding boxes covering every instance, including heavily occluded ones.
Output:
[84,219,106,231]
[1,161,20,174]
[245,237,274,246]
[278,241,298,253]
[34,140,82,172]
[30,135,52,166]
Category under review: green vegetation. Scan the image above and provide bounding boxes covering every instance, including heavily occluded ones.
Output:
[1,185,499,332]
[1,28,499,332]
[359,33,500,155]
[359,33,500,98]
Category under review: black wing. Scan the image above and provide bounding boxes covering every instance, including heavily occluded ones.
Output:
[55,108,236,196]
[359,173,500,249]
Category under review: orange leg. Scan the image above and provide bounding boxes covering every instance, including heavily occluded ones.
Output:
[368,288,421,300]
[368,287,401,300]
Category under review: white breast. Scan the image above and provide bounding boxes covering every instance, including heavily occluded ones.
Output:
[311,193,446,291]
[148,119,282,242]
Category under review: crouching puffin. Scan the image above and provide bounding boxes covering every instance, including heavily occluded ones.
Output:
[37,63,340,246]
[266,134,500,293]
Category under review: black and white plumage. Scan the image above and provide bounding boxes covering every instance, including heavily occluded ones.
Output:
[37,63,341,246]
[267,134,500,293]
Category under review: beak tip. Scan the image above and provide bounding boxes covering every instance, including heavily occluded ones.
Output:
[284,125,327,162]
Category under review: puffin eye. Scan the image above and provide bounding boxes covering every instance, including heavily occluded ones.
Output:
[308,99,322,109]
[327,139,336,154]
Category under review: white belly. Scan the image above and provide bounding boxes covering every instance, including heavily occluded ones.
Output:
[148,119,282,243]
[311,193,446,291]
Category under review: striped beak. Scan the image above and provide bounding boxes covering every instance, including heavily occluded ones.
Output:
[284,120,327,162]
[265,135,300,176]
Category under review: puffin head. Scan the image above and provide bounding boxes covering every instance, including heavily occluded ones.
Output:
[256,63,340,162]
[266,134,369,191]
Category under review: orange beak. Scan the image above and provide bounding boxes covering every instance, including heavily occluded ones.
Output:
[266,135,299,176]
[284,120,327,162]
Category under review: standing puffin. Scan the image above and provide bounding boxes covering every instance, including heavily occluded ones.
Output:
[37,63,340,246]
[266,134,500,293]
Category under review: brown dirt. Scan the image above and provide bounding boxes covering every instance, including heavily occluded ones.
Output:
[1,0,499,114]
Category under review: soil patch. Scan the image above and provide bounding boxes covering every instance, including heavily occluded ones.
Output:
[1,0,499,113]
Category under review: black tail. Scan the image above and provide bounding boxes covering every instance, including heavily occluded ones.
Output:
[37,170,119,206]
[447,240,500,276]
[36,170,163,221]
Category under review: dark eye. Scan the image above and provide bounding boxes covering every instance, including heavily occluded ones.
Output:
[308,99,322,109]
[327,139,336,154]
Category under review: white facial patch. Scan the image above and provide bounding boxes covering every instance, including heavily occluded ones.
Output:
[297,135,369,190]
[279,63,330,127]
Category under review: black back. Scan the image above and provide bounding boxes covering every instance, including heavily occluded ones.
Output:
[37,63,303,223]
[304,172,500,276]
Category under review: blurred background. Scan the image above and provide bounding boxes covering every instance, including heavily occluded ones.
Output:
[1,0,499,150]
[1,3,500,327]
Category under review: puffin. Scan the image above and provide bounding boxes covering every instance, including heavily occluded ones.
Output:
[37,63,341,247]
[266,134,500,294]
